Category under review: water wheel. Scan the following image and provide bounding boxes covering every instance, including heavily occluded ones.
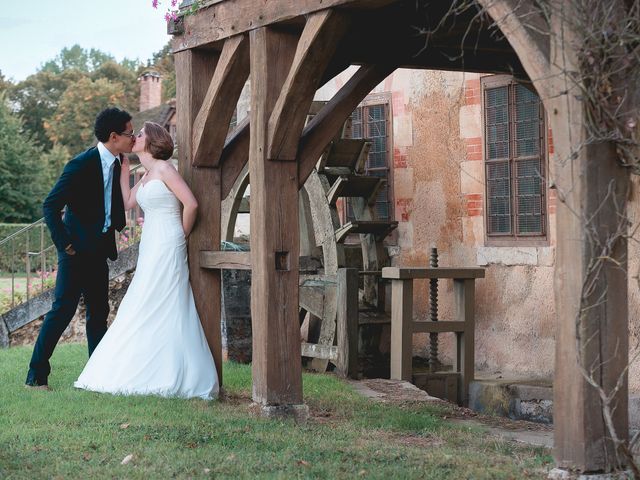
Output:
[221,109,397,373]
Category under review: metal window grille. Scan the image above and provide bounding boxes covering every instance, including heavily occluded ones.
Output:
[484,82,546,238]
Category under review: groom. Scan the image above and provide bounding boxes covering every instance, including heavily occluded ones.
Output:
[25,107,135,389]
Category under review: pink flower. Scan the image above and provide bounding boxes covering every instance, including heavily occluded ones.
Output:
[152,0,159,8]
[171,0,177,6]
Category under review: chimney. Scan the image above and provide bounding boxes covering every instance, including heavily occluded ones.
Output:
[138,71,162,112]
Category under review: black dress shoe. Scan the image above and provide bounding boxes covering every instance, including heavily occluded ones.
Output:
[25,372,48,388]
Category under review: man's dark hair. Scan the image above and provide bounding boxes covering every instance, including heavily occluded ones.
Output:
[94,107,132,143]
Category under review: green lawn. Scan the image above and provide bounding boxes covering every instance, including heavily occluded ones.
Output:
[0,344,551,479]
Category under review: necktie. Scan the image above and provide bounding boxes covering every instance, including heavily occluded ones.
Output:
[111,158,125,231]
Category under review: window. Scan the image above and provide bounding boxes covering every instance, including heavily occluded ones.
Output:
[347,99,392,221]
[482,76,547,242]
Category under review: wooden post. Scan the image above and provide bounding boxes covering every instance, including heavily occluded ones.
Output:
[390,278,413,381]
[248,26,303,408]
[336,268,359,378]
[453,278,475,407]
[477,0,630,471]
[175,49,224,384]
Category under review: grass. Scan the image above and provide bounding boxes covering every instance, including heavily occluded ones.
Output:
[0,344,552,479]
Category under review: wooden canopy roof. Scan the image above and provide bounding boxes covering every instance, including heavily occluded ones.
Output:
[172,0,530,79]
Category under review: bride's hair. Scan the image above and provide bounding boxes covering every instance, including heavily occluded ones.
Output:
[144,122,174,160]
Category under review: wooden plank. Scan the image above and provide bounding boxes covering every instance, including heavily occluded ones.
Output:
[301,342,338,361]
[389,279,413,381]
[326,175,384,206]
[175,49,223,384]
[453,279,475,407]
[336,268,359,378]
[297,64,395,188]
[413,321,466,334]
[248,26,302,406]
[200,251,251,270]
[335,220,398,244]
[318,138,370,173]
[299,284,326,319]
[192,34,250,167]
[172,0,397,51]
[382,267,485,280]
[309,278,338,372]
[358,310,391,325]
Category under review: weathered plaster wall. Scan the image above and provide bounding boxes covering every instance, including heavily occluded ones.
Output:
[319,68,561,382]
[389,70,556,381]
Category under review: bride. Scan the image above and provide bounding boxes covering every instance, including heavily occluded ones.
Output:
[74,122,219,400]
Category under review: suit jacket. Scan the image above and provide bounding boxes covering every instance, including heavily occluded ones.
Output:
[43,146,125,261]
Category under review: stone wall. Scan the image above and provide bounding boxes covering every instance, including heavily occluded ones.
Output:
[9,272,133,346]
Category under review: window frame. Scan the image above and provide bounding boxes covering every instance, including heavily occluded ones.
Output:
[344,92,395,226]
[481,75,549,247]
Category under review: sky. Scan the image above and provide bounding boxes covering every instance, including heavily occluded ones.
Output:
[0,0,173,81]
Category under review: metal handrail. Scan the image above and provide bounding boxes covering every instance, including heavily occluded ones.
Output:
[0,163,146,312]
[0,163,145,248]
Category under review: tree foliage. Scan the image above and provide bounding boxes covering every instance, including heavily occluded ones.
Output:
[148,42,176,102]
[9,45,140,151]
[45,77,127,155]
[0,96,48,223]
[0,70,11,94]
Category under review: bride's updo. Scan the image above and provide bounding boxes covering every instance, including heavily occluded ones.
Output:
[144,122,174,160]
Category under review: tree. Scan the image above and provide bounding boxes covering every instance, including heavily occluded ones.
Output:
[9,69,85,149]
[40,45,117,74]
[148,42,176,102]
[0,70,11,94]
[92,61,139,112]
[45,77,126,155]
[0,95,48,223]
[41,143,70,190]
[10,46,140,150]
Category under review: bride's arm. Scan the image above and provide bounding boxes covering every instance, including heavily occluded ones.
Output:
[160,163,198,237]
[120,156,143,210]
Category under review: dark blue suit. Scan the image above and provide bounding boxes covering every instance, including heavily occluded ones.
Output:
[26,146,125,386]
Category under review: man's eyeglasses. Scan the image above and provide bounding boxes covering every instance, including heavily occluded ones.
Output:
[118,131,135,139]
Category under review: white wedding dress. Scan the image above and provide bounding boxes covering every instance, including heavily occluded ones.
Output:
[74,179,219,400]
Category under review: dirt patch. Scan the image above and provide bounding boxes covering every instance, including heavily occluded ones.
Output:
[351,378,553,438]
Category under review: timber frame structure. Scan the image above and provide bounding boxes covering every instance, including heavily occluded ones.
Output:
[172,0,633,473]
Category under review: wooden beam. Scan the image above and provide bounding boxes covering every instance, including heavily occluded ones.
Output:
[175,49,224,384]
[335,268,359,378]
[413,321,466,334]
[297,64,395,188]
[218,52,351,197]
[382,267,485,280]
[301,342,338,361]
[192,34,250,167]
[220,116,250,199]
[267,10,349,161]
[389,279,413,382]
[200,250,251,270]
[249,26,302,406]
[172,0,397,51]
[453,279,476,407]
[477,0,550,96]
